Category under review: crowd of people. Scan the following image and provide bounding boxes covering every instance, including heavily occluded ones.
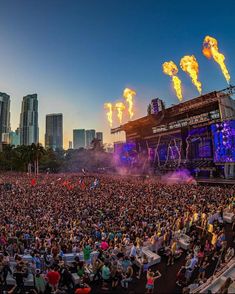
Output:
[0,172,234,293]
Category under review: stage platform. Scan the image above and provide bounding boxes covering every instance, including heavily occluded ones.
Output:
[196,178,235,185]
[116,174,235,185]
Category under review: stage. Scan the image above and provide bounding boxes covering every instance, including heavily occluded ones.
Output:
[196,177,235,186]
[112,86,235,180]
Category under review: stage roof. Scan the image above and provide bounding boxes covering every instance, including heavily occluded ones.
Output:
[111,86,235,135]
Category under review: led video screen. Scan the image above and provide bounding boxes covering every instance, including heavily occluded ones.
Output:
[211,120,235,163]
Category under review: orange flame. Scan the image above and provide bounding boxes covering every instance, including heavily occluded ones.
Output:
[104,103,113,127]
[162,61,183,101]
[123,88,136,119]
[180,55,202,94]
[202,47,212,59]
[115,102,125,124]
[203,36,230,84]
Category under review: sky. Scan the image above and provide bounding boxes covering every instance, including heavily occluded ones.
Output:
[0,0,234,148]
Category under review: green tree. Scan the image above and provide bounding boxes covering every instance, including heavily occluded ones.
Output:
[40,148,63,173]
[2,144,15,170]
[30,143,46,175]
[90,138,104,152]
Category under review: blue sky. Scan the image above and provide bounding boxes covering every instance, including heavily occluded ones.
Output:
[0,0,234,147]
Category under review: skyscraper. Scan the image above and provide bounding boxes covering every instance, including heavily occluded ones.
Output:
[85,129,96,148]
[96,132,103,144]
[0,92,10,143]
[20,94,39,145]
[73,129,85,149]
[45,113,63,150]
[2,133,10,144]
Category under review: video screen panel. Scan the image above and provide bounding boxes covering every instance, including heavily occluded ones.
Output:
[211,120,235,163]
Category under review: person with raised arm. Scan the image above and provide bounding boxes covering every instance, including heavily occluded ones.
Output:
[146,269,161,293]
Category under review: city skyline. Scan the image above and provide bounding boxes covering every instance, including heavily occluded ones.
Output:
[2,92,109,148]
[0,1,234,148]
[0,91,104,149]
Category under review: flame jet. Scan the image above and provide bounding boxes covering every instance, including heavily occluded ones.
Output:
[104,103,113,127]
[115,102,125,124]
[162,61,183,101]
[180,55,202,94]
[123,88,136,119]
[203,36,230,84]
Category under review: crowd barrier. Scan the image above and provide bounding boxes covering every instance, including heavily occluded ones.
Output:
[6,252,99,286]
[223,211,235,223]
[192,258,235,293]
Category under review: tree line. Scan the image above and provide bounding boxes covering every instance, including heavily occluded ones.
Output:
[0,139,113,174]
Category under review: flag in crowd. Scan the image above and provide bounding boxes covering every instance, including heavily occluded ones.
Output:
[29,174,99,192]
[31,178,36,186]
[90,178,99,190]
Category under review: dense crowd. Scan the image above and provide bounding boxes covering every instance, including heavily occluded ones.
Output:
[0,173,234,293]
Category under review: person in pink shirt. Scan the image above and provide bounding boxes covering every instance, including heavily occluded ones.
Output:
[100,239,109,251]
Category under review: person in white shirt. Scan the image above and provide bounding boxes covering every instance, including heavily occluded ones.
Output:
[129,242,137,262]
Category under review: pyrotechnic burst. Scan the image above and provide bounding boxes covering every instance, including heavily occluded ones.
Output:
[115,102,125,124]
[180,55,202,94]
[104,103,113,127]
[203,36,230,84]
[162,61,183,101]
[123,88,136,119]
